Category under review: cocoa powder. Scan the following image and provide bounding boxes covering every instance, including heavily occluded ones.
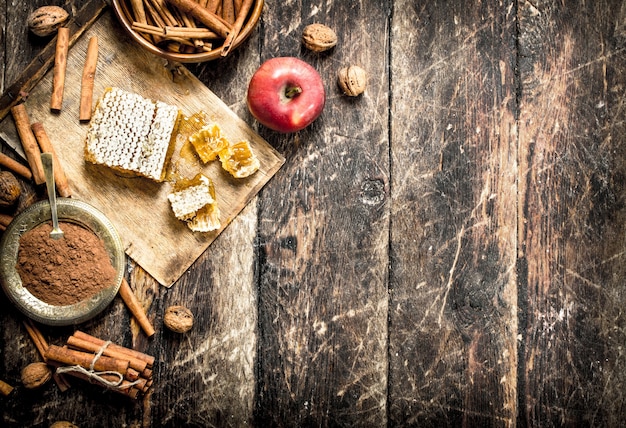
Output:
[16,222,118,306]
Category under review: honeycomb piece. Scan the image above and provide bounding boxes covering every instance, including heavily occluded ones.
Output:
[218,140,260,178]
[189,123,229,163]
[167,174,220,232]
[187,203,221,233]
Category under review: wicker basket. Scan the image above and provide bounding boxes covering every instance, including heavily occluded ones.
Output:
[112,0,263,63]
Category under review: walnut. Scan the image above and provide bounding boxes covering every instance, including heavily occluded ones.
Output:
[50,422,78,428]
[0,171,21,207]
[27,6,69,37]
[21,362,52,389]
[338,65,368,97]
[164,305,194,333]
[302,23,337,52]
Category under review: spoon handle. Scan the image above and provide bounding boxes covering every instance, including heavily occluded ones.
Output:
[41,153,60,231]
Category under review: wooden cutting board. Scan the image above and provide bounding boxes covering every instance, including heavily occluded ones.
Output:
[0,10,284,287]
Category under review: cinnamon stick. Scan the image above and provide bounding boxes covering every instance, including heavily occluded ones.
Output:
[10,104,45,185]
[177,7,205,49]
[22,319,72,391]
[73,330,155,368]
[51,27,70,112]
[165,0,232,38]
[140,0,166,45]
[179,6,196,28]
[163,25,219,39]
[23,319,48,359]
[222,0,235,24]
[31,123,71,198]
[206,0,220,14]
[221,0,253,56]
[125,368,141,382]
[45,345,130,374]
[0,152,32,180]
[146,0,178,28]
[67,335,148,373]
[119,278,156,338]
[130,0,148,24]
[57,372,76,392]
[132,376,150,392]
[165,0,187,26]
[164,37,206,51]
[132,22,167,37]
[79,36,99,122]
[133,22,219,40]
[233,0,243,15]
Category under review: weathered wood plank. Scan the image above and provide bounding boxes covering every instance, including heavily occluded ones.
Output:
[388,0,518,426]
[255,1,391,425]
[147,36,263,427]
[4,0,49,85]
[2,0,626,426]
[517,0,626,425]
[0,1,5,94]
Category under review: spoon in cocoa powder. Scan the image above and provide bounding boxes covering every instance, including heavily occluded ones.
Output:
[41,153,64,240]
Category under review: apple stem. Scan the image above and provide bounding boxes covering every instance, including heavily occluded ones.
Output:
[285,86,303,99]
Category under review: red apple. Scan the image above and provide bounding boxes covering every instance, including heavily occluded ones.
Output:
[246,57,325,133]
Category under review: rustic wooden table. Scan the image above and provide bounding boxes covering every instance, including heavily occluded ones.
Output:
[1,0,626,426]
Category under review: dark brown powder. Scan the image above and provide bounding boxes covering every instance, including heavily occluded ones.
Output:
[16,221,118,306]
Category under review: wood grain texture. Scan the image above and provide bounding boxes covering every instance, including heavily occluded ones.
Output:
[2,0,626,427]
[4,0,50,85]
[388,0,518,425]
[517,0,626,425]
[148,28,263,426]
[0,0,5,94]
[255,1,390,425]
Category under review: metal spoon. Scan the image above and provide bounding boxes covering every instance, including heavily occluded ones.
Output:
[41,153,64,240]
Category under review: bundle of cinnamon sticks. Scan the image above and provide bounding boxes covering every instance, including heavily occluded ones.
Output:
[44,330,155,399]
[128,0,256,56]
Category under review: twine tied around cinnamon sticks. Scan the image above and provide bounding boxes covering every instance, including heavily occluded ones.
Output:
[54,340,140,391]
[44,330,155,399]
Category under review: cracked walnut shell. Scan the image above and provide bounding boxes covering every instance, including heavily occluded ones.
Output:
[338,66,368,96]
[302,23,337,52]
[164,305,194,333]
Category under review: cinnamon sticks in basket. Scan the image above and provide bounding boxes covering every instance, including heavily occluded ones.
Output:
[44,330,155,399]
[128,0,257,56]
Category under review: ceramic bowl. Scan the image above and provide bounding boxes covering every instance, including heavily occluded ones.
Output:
[111,0,264,63]
[0,199,125,326]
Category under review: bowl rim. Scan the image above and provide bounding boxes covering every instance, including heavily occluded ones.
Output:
[111,0,264,63]
[0,199,125,326]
